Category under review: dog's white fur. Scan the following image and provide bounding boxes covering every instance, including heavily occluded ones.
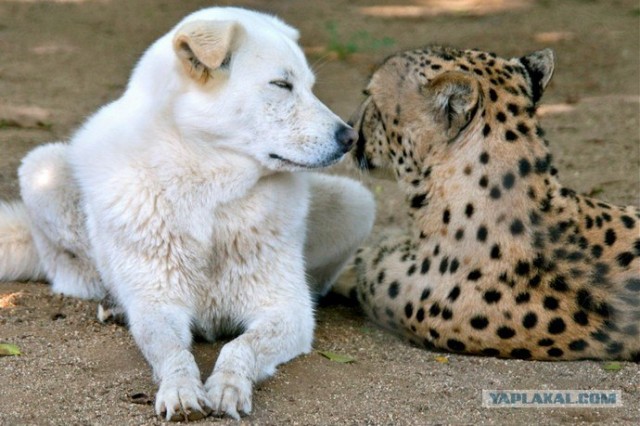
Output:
[0,7,374,421]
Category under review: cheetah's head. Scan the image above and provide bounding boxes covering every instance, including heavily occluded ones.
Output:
[350,46,555,182]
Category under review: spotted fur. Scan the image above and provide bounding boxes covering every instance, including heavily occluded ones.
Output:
[346,46,639,361]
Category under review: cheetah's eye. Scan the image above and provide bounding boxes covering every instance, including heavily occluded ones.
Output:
[270,80,293,91]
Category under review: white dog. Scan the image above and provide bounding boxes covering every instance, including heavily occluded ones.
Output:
[0,7,374,421]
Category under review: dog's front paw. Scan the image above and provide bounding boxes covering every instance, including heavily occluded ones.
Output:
[205,371,252,420]
[155,375,212,422]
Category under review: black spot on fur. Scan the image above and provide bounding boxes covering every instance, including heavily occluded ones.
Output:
[515,292,530,304]
[420,258,431,274]
[528,274,541,288]
[517,122,530,135]
[477,226,488,242]
[483,124,491,137]
[505,130,518,141]
[510,219,525,235]
[497,326,516,339]
[606,342,623,355]
[441,308,453,320]
[447,286,461,302]
[502,172,515,189]
[490,186,502,199]
[443,209,451,224]
[534,156,550,173]
[529,211,541,226]
[585,216,594,229]
[538,338,554,347]
[490,244,501,259]
[550,275,569,292]
[592,262,610,283]
[407,264,417,276]
[447,339,466,351]
[547,347,563,357]
[591,245,603,259]
[465,203,474,218]
[479,348,499,358]
[514,261,530,276]
[522,312,538,329]
[479,152,490,164]
[429,328,440,339]
[404,302,414,319]
[511,348,531,359]
[626,278,640,292]
[616,251,634,267]
[568,339,588,351]
[416,308,425,323]
[429,303,441,317]
[470,316,489,330]
[576,289,593,310]
[573,310,589,326]
[483,290,501,304]
[518,158,531,177]
[449,258,460,273]
[543,296,559,310]
[467,269,482,281]
[548,317,566,334]
[388,281,400,299]
[604,228,617,246]
[439,257,449,274]
[410,193,428,209]
[479,175,489,188]
[620,215,635,229]
[594,302,611,318]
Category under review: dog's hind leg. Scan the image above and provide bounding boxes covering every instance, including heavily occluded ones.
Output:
[304,173,375,297]
[18,142,105,299]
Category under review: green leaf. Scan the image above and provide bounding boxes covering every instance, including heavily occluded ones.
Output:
[587,187,604,197]
[0,343,21,356]
[318,350,356,364]
[602,361,622,372]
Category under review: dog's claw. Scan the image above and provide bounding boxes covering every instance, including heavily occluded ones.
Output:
[155,375,212,422]
[206,371,252,420]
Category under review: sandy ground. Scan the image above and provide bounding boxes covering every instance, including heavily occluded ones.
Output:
[0,0,638,425]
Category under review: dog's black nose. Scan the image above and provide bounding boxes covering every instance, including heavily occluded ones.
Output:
[335,125,358,152]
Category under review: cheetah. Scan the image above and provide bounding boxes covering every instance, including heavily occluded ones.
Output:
[340,46,640,361]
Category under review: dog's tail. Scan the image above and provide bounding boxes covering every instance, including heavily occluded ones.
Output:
[0,200,45,281]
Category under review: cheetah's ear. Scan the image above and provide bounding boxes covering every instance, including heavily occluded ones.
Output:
[422,71,482,140]
[173,20,244,84]
[519,49,555,104]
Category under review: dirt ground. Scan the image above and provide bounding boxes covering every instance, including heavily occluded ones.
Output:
[0,0,638,425]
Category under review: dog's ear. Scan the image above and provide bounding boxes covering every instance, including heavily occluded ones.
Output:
[173,20,243,84]
[421,71,482,140]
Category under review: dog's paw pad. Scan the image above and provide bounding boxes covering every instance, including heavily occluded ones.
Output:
[155,376,211,422]
[205,371,252,420]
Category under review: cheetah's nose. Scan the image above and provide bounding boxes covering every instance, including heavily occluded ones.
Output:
[335,124,358,153]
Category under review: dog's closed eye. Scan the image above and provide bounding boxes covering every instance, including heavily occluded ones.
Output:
[270,80,293,91]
